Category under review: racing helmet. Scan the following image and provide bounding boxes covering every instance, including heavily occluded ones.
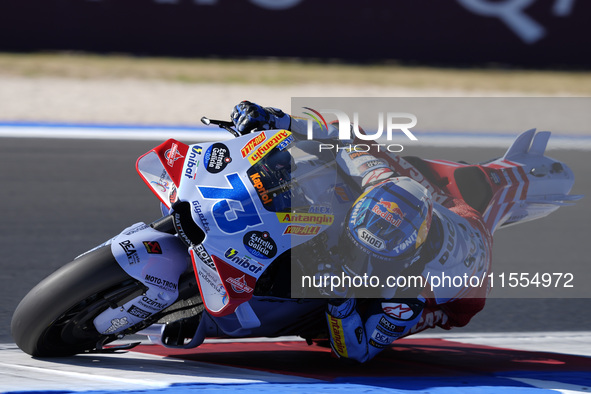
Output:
[339,177,433,278]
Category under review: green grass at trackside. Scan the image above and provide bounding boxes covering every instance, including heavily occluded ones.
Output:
[0,52,590,95]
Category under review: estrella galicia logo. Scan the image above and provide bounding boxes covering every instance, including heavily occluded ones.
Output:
[204,143,232,173]
[243,231,277,259]
[198,173,262,234]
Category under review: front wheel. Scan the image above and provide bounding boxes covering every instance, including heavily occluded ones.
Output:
[11,246,143,357]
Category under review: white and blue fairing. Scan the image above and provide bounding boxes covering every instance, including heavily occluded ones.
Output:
[175,131,352,333]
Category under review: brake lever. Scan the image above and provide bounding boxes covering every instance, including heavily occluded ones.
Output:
[201,117,241,138]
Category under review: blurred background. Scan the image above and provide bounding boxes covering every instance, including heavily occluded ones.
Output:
[0,0,590,342]
[0,0,590,126]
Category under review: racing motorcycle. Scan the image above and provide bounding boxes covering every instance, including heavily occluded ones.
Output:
[11,119,580,357]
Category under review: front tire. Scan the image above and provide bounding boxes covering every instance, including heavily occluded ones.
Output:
[11,246,139,357]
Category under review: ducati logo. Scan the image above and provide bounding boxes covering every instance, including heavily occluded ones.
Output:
[226,275,254,293]
[165,143,184,167]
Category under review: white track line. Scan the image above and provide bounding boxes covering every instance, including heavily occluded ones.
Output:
[0,123,590,149]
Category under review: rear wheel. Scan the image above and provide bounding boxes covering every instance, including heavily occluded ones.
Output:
[11,246,144,357]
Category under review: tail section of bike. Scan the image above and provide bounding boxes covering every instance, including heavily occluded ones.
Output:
[377,129,581,233]
[479,129,581,231]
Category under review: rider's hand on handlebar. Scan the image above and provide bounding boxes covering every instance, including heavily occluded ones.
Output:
[231,101,291,134]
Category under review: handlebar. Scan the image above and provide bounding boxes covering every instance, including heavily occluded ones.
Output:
[201,117,240,138]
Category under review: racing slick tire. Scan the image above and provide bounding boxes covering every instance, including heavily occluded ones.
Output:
[11,246,141,357]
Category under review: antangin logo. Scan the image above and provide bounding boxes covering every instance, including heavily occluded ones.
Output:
[327,315,348,358]
[276,212,334,225]
[247,130,292,165]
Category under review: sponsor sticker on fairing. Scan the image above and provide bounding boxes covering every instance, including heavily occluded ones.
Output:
[205,143,232,173]
[334,184,353,203]
[103,317,129,334]
[276,212,334,225]
[194,243,215,270]
[165,143,184,167]
[308,205,332,214]
[249,172,273,205]
[128,305,152,319]
[143,241,162,254]
[226,275,254,294]
[119,240,141,264]
[184,145,201,180]
[243,231,277,259]
[283,225,321,236]
[277,134,294,150]
[224,248,264,274]
[247,130,292,165]
[241,132,266,157]
[191,200,211,233]
[144,274,178,292]
[138,296,168,311]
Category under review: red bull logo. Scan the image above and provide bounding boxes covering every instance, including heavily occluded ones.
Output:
[373,199,406,227]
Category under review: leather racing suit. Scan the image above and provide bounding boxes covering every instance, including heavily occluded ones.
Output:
[233,102,493,363]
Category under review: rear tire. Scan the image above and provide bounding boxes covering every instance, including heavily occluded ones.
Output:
[11,246,138,357]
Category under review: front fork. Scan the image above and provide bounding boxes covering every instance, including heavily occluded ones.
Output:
[92,220,190,335]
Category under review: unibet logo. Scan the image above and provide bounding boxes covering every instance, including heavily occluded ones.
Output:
[224,248,264,274]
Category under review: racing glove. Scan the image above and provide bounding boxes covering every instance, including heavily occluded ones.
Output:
[231,101,291,134]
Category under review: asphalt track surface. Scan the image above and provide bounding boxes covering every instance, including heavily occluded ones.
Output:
[1,133,590,393]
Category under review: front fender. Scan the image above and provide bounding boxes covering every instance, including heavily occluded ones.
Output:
[93,223,190,335]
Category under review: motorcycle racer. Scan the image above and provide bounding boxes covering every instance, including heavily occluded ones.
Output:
[231,101,493,363]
